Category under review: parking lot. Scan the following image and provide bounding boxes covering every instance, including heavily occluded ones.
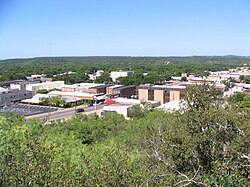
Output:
[8,103,58,116]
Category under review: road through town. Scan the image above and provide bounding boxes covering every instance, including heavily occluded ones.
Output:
[26,104,105,120]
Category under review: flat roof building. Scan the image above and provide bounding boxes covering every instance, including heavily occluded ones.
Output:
[0,87,9,94]
[48,90,100,100]
[10,81,31,91]
[103,98,159,117]
[0,90,32,106]
[22,94,83,105]
[106,85,136,98]
[61,83,108,94]
[26,81,65,94]
[137,83,186,105]
[110,71,134,82]
[0,80,26,87]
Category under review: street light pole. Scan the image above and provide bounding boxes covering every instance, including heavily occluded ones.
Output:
[48,96,51,121]
[75,96,76,114]
[93,96,97,114]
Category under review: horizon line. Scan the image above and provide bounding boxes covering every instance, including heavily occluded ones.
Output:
[1,54,250,61]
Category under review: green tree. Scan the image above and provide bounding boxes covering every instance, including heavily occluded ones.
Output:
[142,85,250,186]
[39,96,67,107]
[128,104,145,119]
[181,76,187,82]
[94,72,112,83]
[244,76,250,84]
[36,89,48,94]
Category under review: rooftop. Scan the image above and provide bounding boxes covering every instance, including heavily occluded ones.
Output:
[0,87,9,93]
[73,83,105,89]
[157,99,186,111]
[109,85,123,89]
[48,91,100,98]
[28,81,64,87]
[22,94,83,104]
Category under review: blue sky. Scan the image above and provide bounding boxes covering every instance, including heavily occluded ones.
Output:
[0,0,250,59]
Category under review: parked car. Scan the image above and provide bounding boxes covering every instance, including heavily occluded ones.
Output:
[76,108,85,113]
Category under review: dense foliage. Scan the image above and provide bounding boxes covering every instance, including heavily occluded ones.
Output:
[228,93,250,108]
[39,96,69,108]
[0,56,249,85]
[0,86,249,186]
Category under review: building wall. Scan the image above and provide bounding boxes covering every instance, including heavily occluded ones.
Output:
[169,90,180,101]
[61,87,76,92]
[120,86,136,98]
[152,89,181,105]
[10,82,28,91]
[138,89,148,101]
[106,86,122,94]
[0,80,25,87]
[0,91,32,106]
[154,90,164,104]
[26,81,64,94]
[110,71,133,82]
[10,84,21,90]
[138,87,185,104]
[112,89,121,95]
[164,90,170,103]
[106,87,113,94]
[88,86,107,94]
[181,73,188,77]
[103,105,131,117]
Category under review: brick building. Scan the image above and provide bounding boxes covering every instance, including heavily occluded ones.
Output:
[137,84,186,104]
[106,85,136,98]
[61,83,108,94]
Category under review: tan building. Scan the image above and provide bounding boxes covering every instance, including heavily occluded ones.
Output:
[137,84,186,104]
[61,83,107,94]
[26,81,65,94]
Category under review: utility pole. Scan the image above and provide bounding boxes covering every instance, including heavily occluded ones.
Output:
[94,96,97,114]
[75,96,77,114]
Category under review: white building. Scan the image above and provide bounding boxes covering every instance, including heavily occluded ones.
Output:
[88,70,104,80]
[0,87,9,94]
[103,104,132,117]
[157,99,186,112]
[110,71,134,82]
[10,81,30,91]
[48,90,100,100]
[103,98,159,117]
[22,94,83,105]
[26,81,65,94]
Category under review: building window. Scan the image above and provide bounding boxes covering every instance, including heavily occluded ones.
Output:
[164,90,170,103]
[148,90,154,100]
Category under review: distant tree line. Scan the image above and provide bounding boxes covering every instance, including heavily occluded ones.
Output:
[0,56,249,85]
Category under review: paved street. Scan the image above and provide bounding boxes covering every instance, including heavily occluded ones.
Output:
[26,104,105,120]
